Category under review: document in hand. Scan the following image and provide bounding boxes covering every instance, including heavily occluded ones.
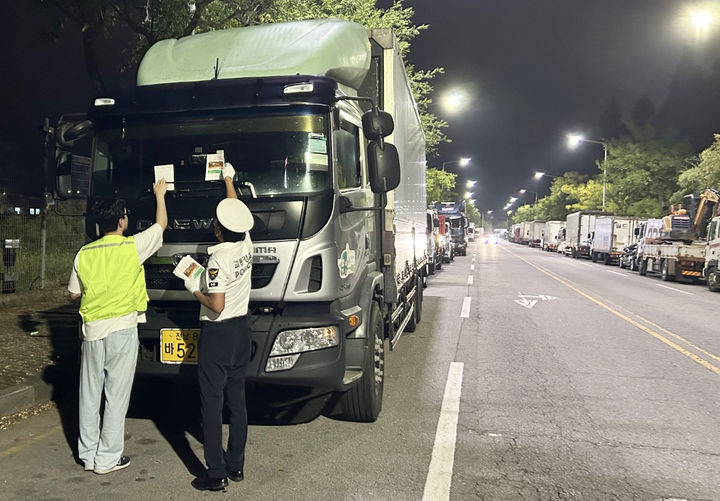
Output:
[173,255,205,280]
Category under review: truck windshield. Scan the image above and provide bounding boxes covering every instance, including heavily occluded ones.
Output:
[91,110,329,197]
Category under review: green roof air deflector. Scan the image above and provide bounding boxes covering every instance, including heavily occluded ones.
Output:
[137,19,371,91]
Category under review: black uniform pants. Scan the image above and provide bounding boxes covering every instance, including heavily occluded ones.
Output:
[197,316,251,479]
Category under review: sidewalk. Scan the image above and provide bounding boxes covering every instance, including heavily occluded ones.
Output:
[0,289,79,420]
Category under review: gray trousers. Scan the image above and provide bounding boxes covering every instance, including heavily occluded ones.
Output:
[78,327,138,470]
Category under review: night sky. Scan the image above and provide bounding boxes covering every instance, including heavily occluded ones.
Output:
[2,1,718,216]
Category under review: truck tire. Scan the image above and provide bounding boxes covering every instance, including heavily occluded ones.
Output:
[591,252,598,263]
[405,275,422,332]
[629,257,637,272]
[338,303,384,422]
[660,259,672,281]
[707,267,720,291]
[639,258,647,276]
[603,253,611,265]
[428,262,435,275]
[619,257,625,269]
[436,257,442,270]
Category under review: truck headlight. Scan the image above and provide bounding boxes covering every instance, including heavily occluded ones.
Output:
[269,326,339,357]
[266,326,339,372]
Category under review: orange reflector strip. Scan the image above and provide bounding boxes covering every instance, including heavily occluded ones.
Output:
[348,315,360,327]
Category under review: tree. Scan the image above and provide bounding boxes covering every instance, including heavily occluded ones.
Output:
[602,128,692,215]
[425,168,456,203]
[34,0,448,152]
[676,134,720,195]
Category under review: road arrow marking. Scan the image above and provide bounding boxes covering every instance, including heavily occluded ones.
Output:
[513,298,538,309]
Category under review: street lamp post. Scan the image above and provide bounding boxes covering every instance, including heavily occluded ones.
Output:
[534,171,559,180]
[441,157,471,171]
[519,188,538,204]
[567,135,608,211]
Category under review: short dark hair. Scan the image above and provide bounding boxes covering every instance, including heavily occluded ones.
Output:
[93,199,126,234]
[217,222,246,242]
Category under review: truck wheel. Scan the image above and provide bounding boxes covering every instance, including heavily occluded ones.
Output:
[591,252,598,262]
[405,275,422,333]
[339,302,384,422]
[428,262,435,276]
[603,253,611,265]
[660,259,672,281]
[619,258,625,269]
[708,268,720,292]
[639,258,647,276]
[630,258,638,272]
[437,258,442,270]
[450,249,455,261]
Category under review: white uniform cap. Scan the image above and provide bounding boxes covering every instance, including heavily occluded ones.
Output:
[216,198,254,233]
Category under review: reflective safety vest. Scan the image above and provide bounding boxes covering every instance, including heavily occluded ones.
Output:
[77,235,148,323]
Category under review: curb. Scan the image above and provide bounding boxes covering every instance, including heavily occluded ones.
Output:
[0,376,54,418]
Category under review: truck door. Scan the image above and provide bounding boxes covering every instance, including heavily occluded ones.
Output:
[334,108,371,292]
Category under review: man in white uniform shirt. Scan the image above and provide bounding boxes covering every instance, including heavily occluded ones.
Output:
[183,163,254,492]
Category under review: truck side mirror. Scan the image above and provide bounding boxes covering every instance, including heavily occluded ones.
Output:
[57,120,94,149]
[56,152,91,199]
[362,108,394,139]
[367,141,400,193]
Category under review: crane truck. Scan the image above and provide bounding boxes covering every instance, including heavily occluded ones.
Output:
[52,19,428,422]
[637,189,719,285]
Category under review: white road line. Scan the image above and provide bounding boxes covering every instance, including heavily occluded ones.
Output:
[578,262,593,267]
[656,283,693,295]
[467,275,474,285]
[422,362,464,501]
[460,297,471,318]
[604,269,625,276]
[470,264,475,271]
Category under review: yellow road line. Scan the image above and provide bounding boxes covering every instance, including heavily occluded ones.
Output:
[0,425,62,459]
[504,247,720,377]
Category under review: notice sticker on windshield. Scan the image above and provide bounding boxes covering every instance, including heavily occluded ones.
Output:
[205,151,224,181]
[308,134,326,154]
[154,164,175,191]
[306,153,328,171]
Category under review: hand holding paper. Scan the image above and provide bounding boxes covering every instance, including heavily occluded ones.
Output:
[222,161,236,180]
[184,274,201,294]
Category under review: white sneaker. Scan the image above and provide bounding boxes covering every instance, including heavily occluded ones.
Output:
[94,455,131,475]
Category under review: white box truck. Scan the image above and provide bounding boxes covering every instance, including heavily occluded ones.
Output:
[527,220,545,247]
[53,19,427,422]
[564,210,609,258]
[590,216,645,265]
[542,221,565,251]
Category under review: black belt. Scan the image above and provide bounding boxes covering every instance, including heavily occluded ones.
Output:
[201,314,247,325]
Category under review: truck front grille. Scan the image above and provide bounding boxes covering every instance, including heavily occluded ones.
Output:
[144,263,278,290]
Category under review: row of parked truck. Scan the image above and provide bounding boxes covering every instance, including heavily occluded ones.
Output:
[509,188,720,291]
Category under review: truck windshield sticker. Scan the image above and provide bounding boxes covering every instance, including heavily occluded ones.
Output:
[308,134,327,154]
[337,243,357,279]
[306,152,329,171]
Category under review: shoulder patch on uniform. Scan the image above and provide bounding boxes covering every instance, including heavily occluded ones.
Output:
[208,268,219,280]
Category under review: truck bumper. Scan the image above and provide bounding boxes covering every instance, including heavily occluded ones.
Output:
[137,301,350,392]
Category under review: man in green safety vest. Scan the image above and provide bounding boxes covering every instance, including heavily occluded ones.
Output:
[68,178,168,475]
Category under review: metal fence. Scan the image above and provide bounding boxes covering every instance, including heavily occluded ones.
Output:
[1,196,86,295]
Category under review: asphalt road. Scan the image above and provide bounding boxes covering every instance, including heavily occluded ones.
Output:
[1,240,719,500]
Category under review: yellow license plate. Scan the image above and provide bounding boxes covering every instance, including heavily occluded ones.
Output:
[160,329,200,364]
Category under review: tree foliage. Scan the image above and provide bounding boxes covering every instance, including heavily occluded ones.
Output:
[425,168,456,204]
[676,134,720,196]
[34,0,448,152]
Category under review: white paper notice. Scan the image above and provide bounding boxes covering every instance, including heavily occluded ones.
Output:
[172,255,205,280]
[154,164,175,191]
[205,151,224,181]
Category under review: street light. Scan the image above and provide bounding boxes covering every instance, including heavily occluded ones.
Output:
[534,171,559,180]
[441,157,471,171]
[567,134,609,211]
[481,209,493,230]
[466,180,477,188]
[519,188,538,204]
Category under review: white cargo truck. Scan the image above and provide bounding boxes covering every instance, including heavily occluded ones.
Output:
[564,210,609,258]
[541,221,565,252]
[590,216,645,265]
[53,19,427,422]
[526,220,546,247]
